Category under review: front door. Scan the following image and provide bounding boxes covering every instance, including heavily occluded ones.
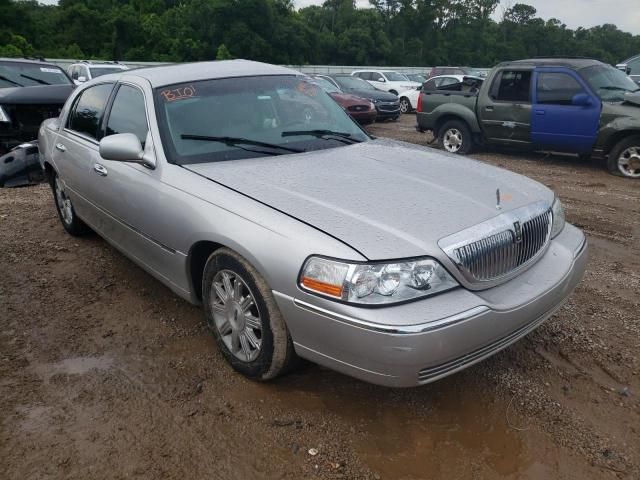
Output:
[531,69,600,153]
[477,69,533,146]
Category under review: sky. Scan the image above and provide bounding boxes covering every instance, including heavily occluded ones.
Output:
[294,0,640,35]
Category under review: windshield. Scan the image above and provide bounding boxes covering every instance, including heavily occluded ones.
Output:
[334,76,376,91]
[407,74,426,83]
[311,76,341,93]
[0,61,71,88]
[90,67,125,78]
[156,75,369,165]
[580,64,639,102]
[384,72,408,82]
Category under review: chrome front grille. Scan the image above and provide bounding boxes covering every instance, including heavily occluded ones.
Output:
[439,201,553,288]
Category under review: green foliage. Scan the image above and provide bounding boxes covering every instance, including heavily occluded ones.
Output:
[216,43,233,60]
[0,0,638,67]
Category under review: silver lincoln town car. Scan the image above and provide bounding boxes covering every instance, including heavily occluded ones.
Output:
[38,60,587,387]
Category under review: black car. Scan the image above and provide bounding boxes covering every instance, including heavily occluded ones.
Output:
[318,74,401,121]
[0,58,74,155]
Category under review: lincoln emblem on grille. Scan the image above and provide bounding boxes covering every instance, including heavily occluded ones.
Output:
[513,221,523,243]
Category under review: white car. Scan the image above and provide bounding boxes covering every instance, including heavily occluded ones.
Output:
[397,75,483,113]
[351,70,420,96]
[67,61,128,85]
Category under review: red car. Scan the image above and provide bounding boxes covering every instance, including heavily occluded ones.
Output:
[310,75,377,125]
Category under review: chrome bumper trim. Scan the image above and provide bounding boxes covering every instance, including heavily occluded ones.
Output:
[291,297,489,335]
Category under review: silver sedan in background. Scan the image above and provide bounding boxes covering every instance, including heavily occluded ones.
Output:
[38,60,587,387]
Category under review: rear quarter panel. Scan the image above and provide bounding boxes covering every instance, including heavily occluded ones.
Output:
[416,92,481,133]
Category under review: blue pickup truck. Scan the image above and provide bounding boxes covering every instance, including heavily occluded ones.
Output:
[416,58,640,179]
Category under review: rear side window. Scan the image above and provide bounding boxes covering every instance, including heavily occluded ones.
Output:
[438,77,459,88]
[106,85,149,145]
[423,79,438,91]
[537,72,584,105]
[356,72,371,80]
[493,70,531,102]
[67,83,113,140]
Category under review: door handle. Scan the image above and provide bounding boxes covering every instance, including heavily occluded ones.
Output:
[535,110,546,115]
[55,143,66,152]
[485,106,494,111]
[93,163,108,176]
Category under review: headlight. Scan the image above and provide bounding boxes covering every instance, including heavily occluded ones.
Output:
[299,256,458,306]
[551,197,565,238]
[368,98,379,104]
[0,105,11,123]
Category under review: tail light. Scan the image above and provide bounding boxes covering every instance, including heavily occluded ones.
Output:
[417,92,423,112]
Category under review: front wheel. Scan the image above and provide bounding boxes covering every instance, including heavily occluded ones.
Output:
[399,97,411,114]
[438,120,474,154]
[202,248,297,381]
[50,172,89,236]
[607,136,640,178]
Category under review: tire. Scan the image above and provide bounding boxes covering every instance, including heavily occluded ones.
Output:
[607,135,640,178]
[202,248,297,381]
[438,120,474,154]
[50,172,89,236]
[399,97,411,114]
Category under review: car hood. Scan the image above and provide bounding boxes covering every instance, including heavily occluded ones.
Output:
[329,92,372,106]
[186,139,553,260]
[0,84,74,105]
[342,88,398,102]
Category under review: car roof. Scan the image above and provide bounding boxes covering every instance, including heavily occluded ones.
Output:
[353,69,399,73]
[497,58,604,70]
[77,63,128,69]
[99,59,300,88]
[0,57,62,67]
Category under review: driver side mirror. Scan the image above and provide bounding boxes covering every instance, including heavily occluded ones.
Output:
[99,133,154,168]
[376,77,385,82]
[77,76,87,83]
[616,63,630,75]
[572,93,593,107]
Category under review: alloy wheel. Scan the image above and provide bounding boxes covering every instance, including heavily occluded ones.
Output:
[209,270,262,362]
[400,98,410,113]
[54,177,74,225]
[443,128,463,153]
[617,146,640,178]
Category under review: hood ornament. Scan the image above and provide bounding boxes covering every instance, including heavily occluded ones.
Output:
[496,188,501,210]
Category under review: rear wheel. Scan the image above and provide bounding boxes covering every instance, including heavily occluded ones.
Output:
[399,97,411,114]
[439,120,474,154]
[51,172,89,236]
[202,248,297,381]
[608,136,640,178]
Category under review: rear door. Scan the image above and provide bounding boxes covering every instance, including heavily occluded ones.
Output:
[52,82,115,224]
[477,68,533,145]
[531,68,600,153]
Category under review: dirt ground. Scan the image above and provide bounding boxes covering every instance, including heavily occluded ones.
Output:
[1,114,638,480]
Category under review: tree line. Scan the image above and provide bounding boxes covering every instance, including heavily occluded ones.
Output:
[1,0,639,67]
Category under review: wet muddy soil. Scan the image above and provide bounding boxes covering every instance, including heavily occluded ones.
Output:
[1,115,638,479]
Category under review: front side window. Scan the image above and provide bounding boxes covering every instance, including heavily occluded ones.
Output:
[67,83,113,140]
[383,72,406,82]
[106,85,148,145]
[536,72,585,105]
[493,70,532,102]
[155,75,369,165]
[0,61,72,88]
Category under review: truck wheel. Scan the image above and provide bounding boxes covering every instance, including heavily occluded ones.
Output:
[399,97,411,114]
[439,120,474,154]
[608,136,640,178]
[202,248,297,381]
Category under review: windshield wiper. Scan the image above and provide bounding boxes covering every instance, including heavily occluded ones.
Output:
[281,129,363,144]
[20,74,51,85]
[0,75,23,87]
[599,86,632,92]
[180,134,305,154]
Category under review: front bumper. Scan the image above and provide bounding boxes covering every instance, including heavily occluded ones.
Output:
[274,224,587,387]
